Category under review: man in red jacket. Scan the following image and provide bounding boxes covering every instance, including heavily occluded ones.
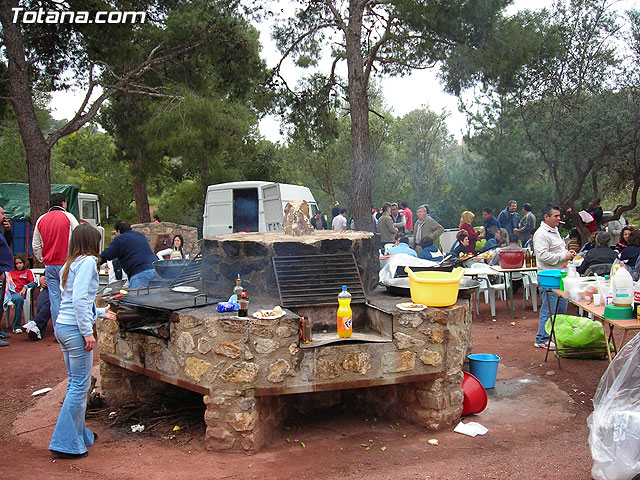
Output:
[32,193,78,331]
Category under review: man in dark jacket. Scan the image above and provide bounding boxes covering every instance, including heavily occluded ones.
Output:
[498,200,520,235]
[577,232,618,275]
[482,207,500,241]
[100,220,159,289]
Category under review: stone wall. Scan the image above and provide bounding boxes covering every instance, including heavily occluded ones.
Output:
[131,222,199,257]
[201,231,379,298]
[98,294,470,453]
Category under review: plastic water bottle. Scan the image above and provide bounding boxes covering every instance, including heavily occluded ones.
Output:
[337,285,352,338]
[613,267,634,307]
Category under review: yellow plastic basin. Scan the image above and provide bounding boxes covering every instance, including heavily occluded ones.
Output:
[403,267,464,307]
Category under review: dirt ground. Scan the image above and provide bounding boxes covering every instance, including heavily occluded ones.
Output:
[0,292,620,480]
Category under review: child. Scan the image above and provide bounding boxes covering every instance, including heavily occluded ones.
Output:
[4,253,36,333]
[49,224,116,458]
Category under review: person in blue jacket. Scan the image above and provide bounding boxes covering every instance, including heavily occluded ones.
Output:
[0,232,14,345]
[387,235,418,257]
[419,237,444,261]
[49,224,116,458]
[100,220,159,289]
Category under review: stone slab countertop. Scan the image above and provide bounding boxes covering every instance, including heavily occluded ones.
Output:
[204,230,374,244]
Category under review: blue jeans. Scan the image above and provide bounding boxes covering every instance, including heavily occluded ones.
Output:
[129,268,159,289]
[9,292,24,330]
[46,264,63,331]
[537,286,568,344]
[49,324,96,454]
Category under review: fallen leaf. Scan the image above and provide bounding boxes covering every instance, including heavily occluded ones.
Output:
[373,417,377,422]
[510,322,516,326]
[284,426,291,430]
[395,422,400,426]
[389,425,394,429]
[365,447,370,451]
[360,444,368,447]
[368,439,374,443]
[402,434,407,438]
[285,438,291,443]
[380,446,387,451]
[172,425,181,432]
[300,442,306,448]
[428,439,439,446]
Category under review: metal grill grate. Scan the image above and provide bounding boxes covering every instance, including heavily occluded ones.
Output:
[272,254,366,307]
[170,252,202,287]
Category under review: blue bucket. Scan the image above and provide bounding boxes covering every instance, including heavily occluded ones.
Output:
[468,354,501,389]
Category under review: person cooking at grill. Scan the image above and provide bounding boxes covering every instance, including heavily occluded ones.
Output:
[100,220,159,289]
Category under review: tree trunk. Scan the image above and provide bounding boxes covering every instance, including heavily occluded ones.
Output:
[346,1,374,232]
[132,152,151,223]
[0,1,51,233]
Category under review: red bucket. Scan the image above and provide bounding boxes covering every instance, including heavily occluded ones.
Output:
[462,371,488,415]
[498,249,524,269]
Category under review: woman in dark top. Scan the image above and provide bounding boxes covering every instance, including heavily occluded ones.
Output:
[620,230,640,271]
[577,232,618,275]
[450,230,470,257]
[614,226,634,254]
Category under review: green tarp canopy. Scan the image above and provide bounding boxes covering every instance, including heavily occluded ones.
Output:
[0,183,80,221]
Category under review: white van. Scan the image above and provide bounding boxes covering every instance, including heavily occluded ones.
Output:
[203,181,319,237]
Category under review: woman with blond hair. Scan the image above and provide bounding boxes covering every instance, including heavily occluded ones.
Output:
[459,211,484,254]
[49,224,116,459]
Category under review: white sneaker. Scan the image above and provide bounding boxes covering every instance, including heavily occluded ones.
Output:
[26,324,41,340]
[534,341,556,350]
[13,328,23,334]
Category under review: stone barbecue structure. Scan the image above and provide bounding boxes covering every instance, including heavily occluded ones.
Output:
[97,231,472,453]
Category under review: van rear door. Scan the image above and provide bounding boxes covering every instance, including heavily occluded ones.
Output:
[203,187,233,237]
[262,183,284,232]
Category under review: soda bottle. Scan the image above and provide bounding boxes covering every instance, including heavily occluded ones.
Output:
[233,274,243,300]
[337,285,352,338]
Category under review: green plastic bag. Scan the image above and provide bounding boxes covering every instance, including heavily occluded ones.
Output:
[544,314,608,358]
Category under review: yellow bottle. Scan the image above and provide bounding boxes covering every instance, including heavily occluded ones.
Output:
[337,285,352,338]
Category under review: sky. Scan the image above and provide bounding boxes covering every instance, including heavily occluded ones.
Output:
[48,0,639,143]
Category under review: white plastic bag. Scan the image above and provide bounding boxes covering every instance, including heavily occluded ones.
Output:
[588,331,640,480]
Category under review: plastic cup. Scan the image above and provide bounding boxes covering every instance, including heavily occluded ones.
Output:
[593,294,601,306]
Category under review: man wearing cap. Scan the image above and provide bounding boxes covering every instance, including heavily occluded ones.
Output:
[533,203,576,349]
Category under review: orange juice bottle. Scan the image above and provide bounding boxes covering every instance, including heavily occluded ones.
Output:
[337,285,352,338]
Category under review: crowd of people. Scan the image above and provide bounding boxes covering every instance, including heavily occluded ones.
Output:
[359,199,538,261]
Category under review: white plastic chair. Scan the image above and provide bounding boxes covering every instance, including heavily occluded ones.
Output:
[5,289,33,329]
[522,271,538,312]
[470,263,508,317]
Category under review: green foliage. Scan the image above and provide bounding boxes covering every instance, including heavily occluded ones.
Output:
[463,0,640,230]
[154,180,205,230]
[50,125,133,221]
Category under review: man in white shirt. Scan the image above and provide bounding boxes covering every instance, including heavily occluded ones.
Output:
[533,204,576,349]
[332,208,347,231]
